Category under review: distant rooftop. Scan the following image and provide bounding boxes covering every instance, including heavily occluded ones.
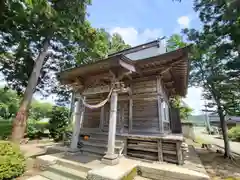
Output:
[108,38,165,57]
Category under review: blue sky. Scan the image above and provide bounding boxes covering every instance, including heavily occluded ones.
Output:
[0,0,205,115]
[86,0,204,115]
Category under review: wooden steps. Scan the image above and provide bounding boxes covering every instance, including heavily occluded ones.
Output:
[79,132,124,157]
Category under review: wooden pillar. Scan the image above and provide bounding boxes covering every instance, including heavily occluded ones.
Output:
[100,106,105,131]
[102,90,119,165]
[157,139,163,161]
[120,102,125,133]
[70,98,84,151]
[129,84,133,132]
[176,141,183,165]
[157,76,164,133]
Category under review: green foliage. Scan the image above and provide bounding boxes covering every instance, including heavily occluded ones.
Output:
[0,88,20,119]
[170,96,193,120]
[108,33,131,55]
[49,106,69,142]
[29,101,52,120]
[182,0,240,157]
[0,121,12,139]
[167,34,187,51]
[0,141,25,180]
[26,119,49,139]
[228,126,240,142]
[0,87,54,120]
[0,0,109,105]
[26,122,39,140]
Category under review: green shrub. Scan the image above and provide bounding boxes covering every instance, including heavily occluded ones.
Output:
[0,121,12,140]
[228,126,240,142]
[26,120,49,139]
[26,123,39,139]
[35,121,49,132]
[0,141,25,180]
[48,106,69,142]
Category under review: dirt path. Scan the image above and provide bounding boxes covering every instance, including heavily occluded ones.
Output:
[17,140,56,180]
[189,137,240,180]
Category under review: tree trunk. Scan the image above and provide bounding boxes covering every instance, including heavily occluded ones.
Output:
[218,109,231,158]
[11,39,50,143]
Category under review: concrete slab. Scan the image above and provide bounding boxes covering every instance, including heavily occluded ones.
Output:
[88,157,138,180]
[183,145,208,175]
[33,145,210,180]
[60,153,106,170]
[138,162,210,180]
[134,176,151,180]
[48,164,87,179]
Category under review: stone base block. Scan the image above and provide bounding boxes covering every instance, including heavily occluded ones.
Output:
[68,148,79,153]
[102,154,119,165]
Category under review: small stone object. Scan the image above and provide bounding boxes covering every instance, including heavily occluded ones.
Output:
[181,142,189,160]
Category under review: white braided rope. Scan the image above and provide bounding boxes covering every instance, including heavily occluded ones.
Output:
[78,83,115,109]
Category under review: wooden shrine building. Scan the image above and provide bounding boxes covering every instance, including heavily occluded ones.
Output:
[58,39,190,165]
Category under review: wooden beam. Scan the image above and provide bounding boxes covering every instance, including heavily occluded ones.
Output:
[119,59,136,72]
[157,76,163,133]
[139,58,184,75]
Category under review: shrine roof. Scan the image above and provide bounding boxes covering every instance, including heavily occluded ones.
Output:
[57,46,191,96]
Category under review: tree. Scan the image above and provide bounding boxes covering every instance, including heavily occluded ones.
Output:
[181,0,240,158]
[182,28,240,157]
[167,34,187,51]
[29,101,52,120]
[49,106,69,142]
[170,96,193,121]
[108,33,131,54]
[0,0,110,142]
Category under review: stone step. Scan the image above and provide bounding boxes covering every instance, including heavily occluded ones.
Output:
[56,158,90,172]
[81,142,123,155]
[134,176,152,180]
[41,171,75,180]
[27,175,50,180]
[47,164,87,180]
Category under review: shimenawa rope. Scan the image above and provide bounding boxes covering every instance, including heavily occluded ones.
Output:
[78,83,115,109]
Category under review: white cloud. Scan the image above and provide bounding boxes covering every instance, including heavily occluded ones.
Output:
[109,27,163,46]
[183,87,205,115]
[177,16,191,28]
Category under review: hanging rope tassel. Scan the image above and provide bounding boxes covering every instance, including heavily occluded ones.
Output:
[78,83,115,109]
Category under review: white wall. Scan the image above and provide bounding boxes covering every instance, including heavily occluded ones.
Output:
[125,42,166,60]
